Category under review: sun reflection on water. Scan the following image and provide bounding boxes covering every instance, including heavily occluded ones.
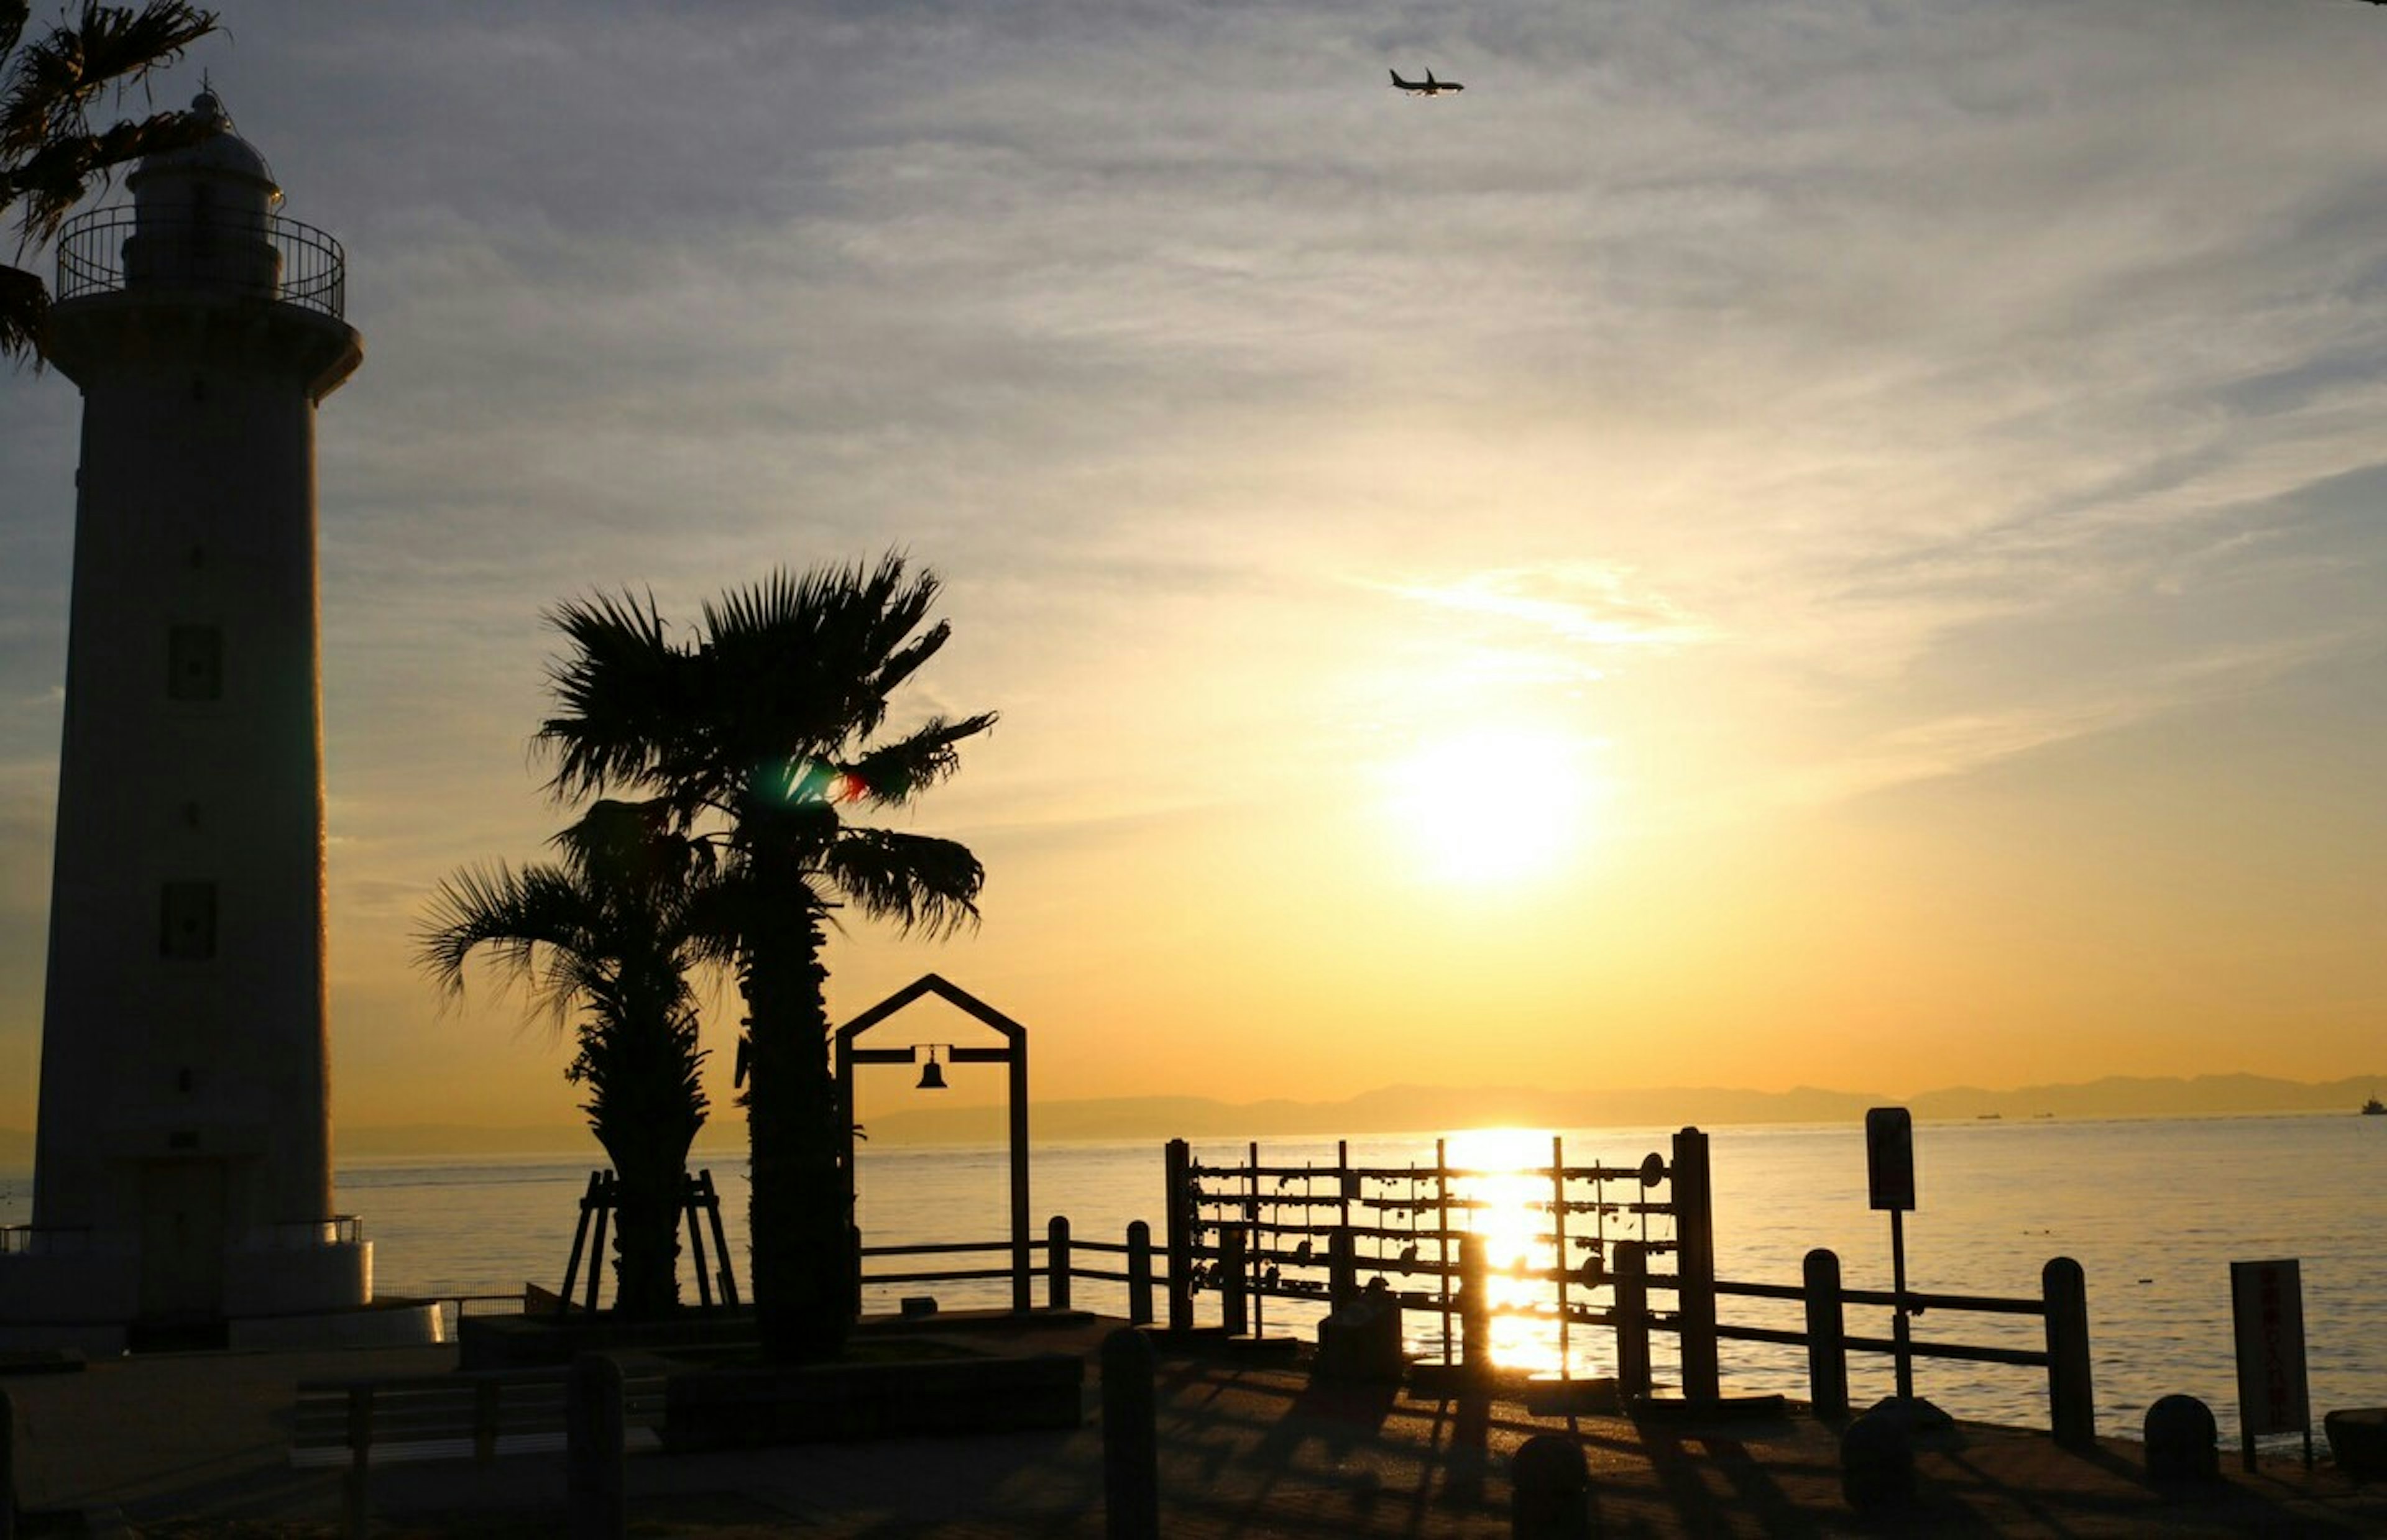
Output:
[1441,1125,1667,1379]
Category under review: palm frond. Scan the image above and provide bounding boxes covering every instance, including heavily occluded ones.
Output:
[0,259,44,364]
[1,2,216,162]
[7,106,210,249]
[414,861,609,1027]
[549,796,712,892]
[2,3,32,64]
[821,828,985,937]
[697,554,945,757]
[845,711,996,805]
[862,618,951,707]
[63,1,214,90]
[537,590,709,809]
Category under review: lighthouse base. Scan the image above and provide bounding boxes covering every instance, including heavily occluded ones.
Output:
[0,1232,438,1354]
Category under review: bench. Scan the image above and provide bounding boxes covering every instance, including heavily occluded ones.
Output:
[291,1364,667,1469]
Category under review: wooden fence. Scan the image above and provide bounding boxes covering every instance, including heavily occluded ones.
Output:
[844,1126,2095,1447]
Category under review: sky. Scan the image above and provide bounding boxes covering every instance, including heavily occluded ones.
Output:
[3,0,2385,1140]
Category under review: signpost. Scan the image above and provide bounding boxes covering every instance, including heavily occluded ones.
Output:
[2230,1258,2312,1472]
[1865,1107,1916,1402]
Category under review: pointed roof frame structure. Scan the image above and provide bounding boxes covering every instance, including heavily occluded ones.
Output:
[835,973,1033,1313]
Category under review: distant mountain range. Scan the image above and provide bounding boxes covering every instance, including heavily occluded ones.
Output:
[839,1071,2387,1146]
[6,1071,2373,1163]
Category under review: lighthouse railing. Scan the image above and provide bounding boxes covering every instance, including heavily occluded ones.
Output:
[55,206,346,319]
[253,1216,366,1249]
[0,1224,98,1256]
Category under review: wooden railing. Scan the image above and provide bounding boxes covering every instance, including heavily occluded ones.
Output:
[862,1218,2091,1446]
[849,1122,2092,1449]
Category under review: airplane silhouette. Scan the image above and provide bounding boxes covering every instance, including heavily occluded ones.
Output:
[1390,68,1463,96]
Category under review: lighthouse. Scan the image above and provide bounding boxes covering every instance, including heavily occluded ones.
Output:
[0,94,414,1350]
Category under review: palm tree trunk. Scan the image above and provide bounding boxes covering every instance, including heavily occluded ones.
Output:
[593,1021,702,1322]
[742,871,847,1362]
[607,1161,684,1321]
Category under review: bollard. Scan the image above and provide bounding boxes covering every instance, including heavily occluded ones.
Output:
[1126,1220,1154,1326]
[1840,1405,1914,1513]
[1612,1242,1650,1401]
[1049,1215,1073,1310]
[1220,1224,1249,1337]
[2325,1409,2387,1480]
[2042,1257,2095,1452]
[2,1388,16,1540]
[1459,1234,1491,1375]
[1511,1433,1592,1539]
[1803,1248,1848,1420]
[2145,1394,2219,1484]
[1102,1327,1160,1540]
[567,1353,627,1540]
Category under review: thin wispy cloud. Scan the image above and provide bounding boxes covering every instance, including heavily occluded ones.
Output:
[1373,566,1714,652]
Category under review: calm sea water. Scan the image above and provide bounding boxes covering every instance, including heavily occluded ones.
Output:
[5,1114,2381,1447]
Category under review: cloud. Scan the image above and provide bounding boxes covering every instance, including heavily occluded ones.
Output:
[1370,564,1713,653]
[6,0,2387,1116]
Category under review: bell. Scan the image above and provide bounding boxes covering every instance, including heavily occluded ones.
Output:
[916,1055,947,1091]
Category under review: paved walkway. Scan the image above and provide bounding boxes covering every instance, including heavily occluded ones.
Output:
[6,1315,2385,1536]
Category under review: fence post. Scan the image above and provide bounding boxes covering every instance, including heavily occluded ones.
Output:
[1164,1139,1194,1332]
[2043,1256,2095,1451]
[1328,1227,1358,1311]
[1613,1240,1650,1401]
[1102,1327,1159,1540]
[1459,1232,1491,1374]
[2,1388,18,1540]
[1803,1248,1849,1420]
[1127,1220,1154,1326]
[473,1377,500,1462]
[1220,1224,1249,1337]
[1048,1215,1073,1311]
[343,1384,373,1540]
[1671,1127,1719,1403]
[568,1353,626,1540]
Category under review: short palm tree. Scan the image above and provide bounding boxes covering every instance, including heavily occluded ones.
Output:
[539,554,995,1362]
[2,1,219,364]
[417,800,722,1321]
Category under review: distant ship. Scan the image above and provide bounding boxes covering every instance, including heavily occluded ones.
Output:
[2364,1096,2385,1117]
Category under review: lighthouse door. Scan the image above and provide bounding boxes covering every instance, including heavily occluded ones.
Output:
[138,1159,228,1322]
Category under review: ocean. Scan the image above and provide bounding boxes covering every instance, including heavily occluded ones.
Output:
[6,1112,2381,1447]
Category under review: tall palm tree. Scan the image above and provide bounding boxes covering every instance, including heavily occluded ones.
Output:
[2,1,218,364]
[539,554,995,1362]
[416,800,723,1321]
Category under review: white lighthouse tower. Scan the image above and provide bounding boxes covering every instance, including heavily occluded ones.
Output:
[0,94,415,1351]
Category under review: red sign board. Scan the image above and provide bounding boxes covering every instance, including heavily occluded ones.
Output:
[2231,1258,2309,1439]
[1865,1107,1915,1212]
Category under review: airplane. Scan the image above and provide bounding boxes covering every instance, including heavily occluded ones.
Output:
[1390,68,1463,96]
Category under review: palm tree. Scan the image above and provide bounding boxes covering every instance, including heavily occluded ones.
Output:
[416,800,723,1321]
[538,554,995,1362]
[2,1,219,364]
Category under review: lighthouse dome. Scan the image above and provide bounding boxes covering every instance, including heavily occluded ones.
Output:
[113,89,287,299]
[127,90,282,208]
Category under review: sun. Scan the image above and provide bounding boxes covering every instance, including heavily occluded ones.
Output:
[1377,726,1606,887]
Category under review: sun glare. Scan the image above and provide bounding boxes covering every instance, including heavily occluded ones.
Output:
[1379,726,1605,887]
[1444,1126,1566,1375]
